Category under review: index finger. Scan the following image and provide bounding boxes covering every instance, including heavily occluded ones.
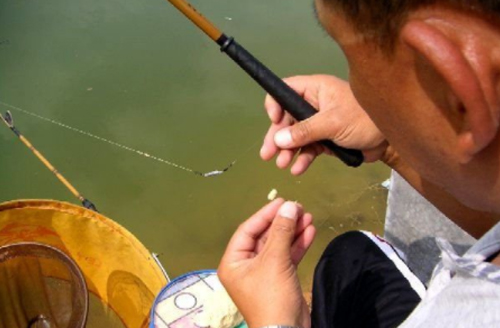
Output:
[264,76,322,123]
[264,94,285,124]
[222,198,285,263]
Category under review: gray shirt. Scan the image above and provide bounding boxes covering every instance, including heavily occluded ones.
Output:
[384,171,476,284]
[400,220,500,327]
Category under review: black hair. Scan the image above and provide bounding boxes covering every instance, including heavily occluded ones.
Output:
[322,0,500,49]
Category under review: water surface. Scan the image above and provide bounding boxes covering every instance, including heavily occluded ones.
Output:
[0,0,390,288]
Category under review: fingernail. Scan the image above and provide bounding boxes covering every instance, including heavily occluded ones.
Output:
[278,201,298,220]
[274,130,292,147]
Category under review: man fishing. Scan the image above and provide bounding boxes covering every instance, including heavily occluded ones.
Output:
[217,0,500,327]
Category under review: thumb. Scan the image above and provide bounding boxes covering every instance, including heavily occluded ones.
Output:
[264,201,299,257]
[274,113,332,149]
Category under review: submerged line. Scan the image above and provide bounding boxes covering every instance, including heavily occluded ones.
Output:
[0,101,235,176]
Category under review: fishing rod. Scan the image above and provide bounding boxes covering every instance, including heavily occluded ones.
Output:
[0,111,99,212]
[166,0,364,167]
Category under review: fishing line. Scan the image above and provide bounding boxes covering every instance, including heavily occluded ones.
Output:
[0,101,243,177]
[317,180,387,230]
[165,0,364,167]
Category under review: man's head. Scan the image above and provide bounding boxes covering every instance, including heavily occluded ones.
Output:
[315,0,500,212]
[320,0,500,50]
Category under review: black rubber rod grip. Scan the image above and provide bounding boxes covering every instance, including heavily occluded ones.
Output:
[217,35,364,167]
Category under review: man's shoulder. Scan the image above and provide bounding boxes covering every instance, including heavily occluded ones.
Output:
[384,171,476,283]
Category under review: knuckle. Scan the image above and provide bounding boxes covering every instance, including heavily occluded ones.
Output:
[329,122,352,145]
[293,121,312,143]
[273,221,295,235]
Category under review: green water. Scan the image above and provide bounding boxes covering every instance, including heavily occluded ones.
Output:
[0,0,390,287]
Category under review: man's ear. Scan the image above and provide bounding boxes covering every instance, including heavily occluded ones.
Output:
[401,20,498,164]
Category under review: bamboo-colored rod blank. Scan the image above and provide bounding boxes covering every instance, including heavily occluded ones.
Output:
[17,135,83,200]
[167,0,222,41]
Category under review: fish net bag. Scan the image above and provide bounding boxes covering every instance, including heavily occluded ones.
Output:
[0,242,88,328]
[0,200,168,328]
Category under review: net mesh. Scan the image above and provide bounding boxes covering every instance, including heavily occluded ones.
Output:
[0,242,88,328]
[0,200,168,328]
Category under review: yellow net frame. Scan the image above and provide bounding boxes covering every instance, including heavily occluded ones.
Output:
[0,200,168,328]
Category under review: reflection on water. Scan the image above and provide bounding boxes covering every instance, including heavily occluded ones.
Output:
[0,0,390,288]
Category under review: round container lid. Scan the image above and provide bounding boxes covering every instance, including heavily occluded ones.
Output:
[150,270,247,328]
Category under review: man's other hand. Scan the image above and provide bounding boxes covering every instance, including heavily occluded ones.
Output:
[218,199,316,328]
[261,75,388,174]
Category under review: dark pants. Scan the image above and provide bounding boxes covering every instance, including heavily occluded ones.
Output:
[311,231,423,328]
